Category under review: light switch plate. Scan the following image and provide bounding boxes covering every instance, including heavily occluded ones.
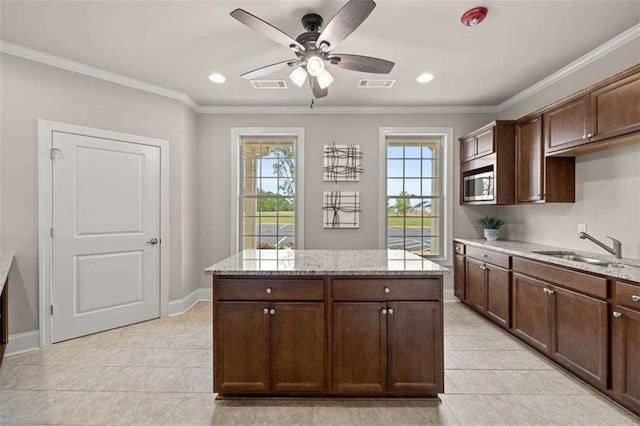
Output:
[578,224,587,233]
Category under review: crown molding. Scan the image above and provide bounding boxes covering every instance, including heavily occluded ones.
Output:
[497,22,640,112]
[197,105,498,114]
[0,40,199,111]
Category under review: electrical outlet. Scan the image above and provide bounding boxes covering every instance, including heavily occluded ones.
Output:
[578,224,587,233]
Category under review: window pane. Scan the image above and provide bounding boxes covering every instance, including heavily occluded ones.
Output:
[258,178,278,193]
[421,179,440,196]
[404,160,422,178]
[404,179,420,196]
[277,178,295,196]
[404,144,421,158]
[387,178,404,197]
[387,159,404,178]
[422,144,438,159]
[387,145,403,158]
[421,159,438,178]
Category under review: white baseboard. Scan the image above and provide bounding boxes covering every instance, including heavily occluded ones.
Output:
[5,330,40,357]
[168,287,212,316]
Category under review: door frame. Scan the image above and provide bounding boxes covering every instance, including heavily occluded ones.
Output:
[37,119,170,347]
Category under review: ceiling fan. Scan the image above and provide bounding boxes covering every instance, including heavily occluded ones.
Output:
[230,0,394,98]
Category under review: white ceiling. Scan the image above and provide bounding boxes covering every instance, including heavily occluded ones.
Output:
[1,1,638,108]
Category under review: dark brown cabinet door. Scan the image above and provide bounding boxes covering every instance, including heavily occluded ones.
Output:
[271,303,325,393]
[544,95,590,153]
[215,302,270,393]
[612,306,640,413]
[512,273,551,354]
[332,302,387,394]
[549,286,608,390]
[460,136,476,162]
[454,254,465,301]
[465,257,487,312]
[485,265,510,328]
[591,72,640,142]
[516,116,544,203]
[388,302,443,394]
[475,127,494,158]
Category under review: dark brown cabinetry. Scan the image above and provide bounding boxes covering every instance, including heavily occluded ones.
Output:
[331,278,443,396]
[512,258,608,390]
[214,278,326,395]
[516,115,575,204]
[464,247,510,328]
[612,280,640,414]
[460,121,516,205]
[454,253,465,300]
[544,95,591,154]
[591,71,640,143]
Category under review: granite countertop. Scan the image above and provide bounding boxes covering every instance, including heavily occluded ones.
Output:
[0,252,14,293]
[205,249,449,276]
[454,238,640,283]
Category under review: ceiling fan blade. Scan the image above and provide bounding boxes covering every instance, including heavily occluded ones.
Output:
[317,0,376,51]
[329,54,394,74]
[241,60,299,80]
[310,76,328,98]
[230,9,304,51]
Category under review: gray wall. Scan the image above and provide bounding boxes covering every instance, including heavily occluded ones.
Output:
[197,113,496,289]
[490,39,640,258]
[0,54,199,334]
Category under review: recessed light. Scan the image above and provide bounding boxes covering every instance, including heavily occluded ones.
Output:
[208,73,226,83]
[416,73,435,83]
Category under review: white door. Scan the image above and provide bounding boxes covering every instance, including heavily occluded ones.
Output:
[51,131,161,343]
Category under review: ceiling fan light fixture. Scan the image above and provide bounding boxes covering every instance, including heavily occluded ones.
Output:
[416,73,435,83]
[289,67,308,87]
[306,56,325,77]
[317,69,334,89]
[208,73,226,83]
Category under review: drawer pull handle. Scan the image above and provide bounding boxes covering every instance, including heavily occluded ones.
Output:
[263,308,269,314]
[613,311,622,318]
[270,308,276,315]
[388,308,394,315]
[382,308,388,315]
[266,288,272,294]
[632,295,640,302]
[384,287,390,293]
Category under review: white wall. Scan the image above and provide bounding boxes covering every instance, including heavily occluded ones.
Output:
[487,39,640,259]
[0,54,199,334]
[198,112,496,289]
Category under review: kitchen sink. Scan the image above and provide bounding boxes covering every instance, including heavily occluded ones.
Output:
[532,251,639,269]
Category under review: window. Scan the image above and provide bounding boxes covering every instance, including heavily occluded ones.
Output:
[232,129,304,252]
[381,130,449,258]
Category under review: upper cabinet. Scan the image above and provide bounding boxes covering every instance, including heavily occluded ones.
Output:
[460,125,495,162]
[544,65,640,156]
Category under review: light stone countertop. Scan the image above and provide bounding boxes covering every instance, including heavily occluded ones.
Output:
[0,252,14,294]
[454,238,640,283]
[205,249,449,276]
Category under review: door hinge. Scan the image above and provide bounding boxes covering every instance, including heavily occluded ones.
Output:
[50,148,63,161]
[50,305,54,315]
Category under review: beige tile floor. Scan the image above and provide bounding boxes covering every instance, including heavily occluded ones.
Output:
[1,301,639,425]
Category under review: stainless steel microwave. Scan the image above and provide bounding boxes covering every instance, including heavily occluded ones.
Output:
[463,170,494,202]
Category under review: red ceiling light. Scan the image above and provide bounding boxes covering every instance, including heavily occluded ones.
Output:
[461,7,488,27]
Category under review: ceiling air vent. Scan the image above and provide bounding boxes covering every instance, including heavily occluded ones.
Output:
[250,80,288,89]
[358,79,395,89]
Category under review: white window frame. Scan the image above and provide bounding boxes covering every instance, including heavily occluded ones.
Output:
[230,127,305,254]
[379,127,453,265]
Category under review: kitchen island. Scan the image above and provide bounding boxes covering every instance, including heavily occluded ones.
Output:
[205,249,449,398]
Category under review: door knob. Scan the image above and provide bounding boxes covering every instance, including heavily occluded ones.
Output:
[146,238,159,245]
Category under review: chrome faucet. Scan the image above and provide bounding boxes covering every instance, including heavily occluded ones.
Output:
[578,232,622,259]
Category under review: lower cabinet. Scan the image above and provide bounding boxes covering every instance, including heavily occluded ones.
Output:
[512,273,552,353]
[453,254,465,300]
[215,301,325,394]
[465,256,510,328]
[332,301,442,395]
[612,281,640,413]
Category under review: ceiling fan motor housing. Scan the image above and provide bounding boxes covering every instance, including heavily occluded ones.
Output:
[301,13,323,32]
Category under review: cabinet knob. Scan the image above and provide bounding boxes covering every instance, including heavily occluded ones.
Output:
[266,287,272,294]
[263,308,269,314]
[587,133,593,138]
[382,308,388,315]
[384,287,390,293]
[388,308,394,315]
[582,135,587,140]
[547,289,554,295]
[481,254,487,258]
[632,295,640,302]
[480,264,486,270]
[270,308,276,315]
[613,311,622,318]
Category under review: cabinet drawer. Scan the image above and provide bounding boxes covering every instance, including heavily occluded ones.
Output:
[332,279,441,301]
[215,278,324,301]
[454,243,465,255]
[512,258,607,299]
[615,281,640,312]
[466,246,509,268]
